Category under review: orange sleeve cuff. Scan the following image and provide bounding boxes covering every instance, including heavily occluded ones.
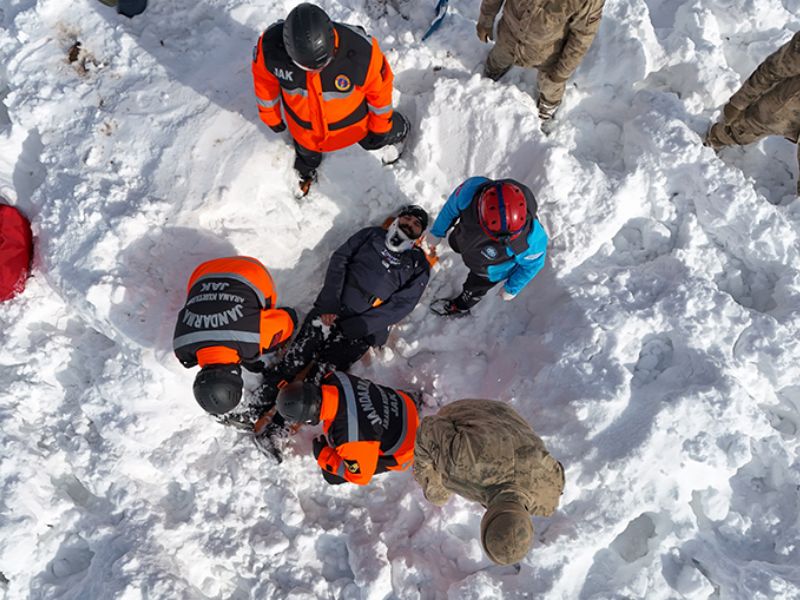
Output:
[317,446,342,475]
[337,441,380,485]
[259,308,295,352]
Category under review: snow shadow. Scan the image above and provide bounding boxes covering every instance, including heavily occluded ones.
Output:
[394,66,472,99]
[552,10,649,176]
[767,385,800,439]
[716,137,799,206]
[588,333,724,467]
[26,322,137,598]
[28,474,132,599]
[108,227,237,350]
[9,128,46,219]
[671,439,800,598]
[94,0,262,126]
[578,511,668,599]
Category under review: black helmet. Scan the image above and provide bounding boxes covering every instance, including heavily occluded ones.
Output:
[283,3,335,71]
[276,381,322,424]
[193,364,243,415]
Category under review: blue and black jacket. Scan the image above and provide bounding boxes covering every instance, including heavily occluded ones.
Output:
[430,177,548,296]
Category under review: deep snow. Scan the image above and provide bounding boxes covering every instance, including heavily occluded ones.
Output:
[1,0,800,598]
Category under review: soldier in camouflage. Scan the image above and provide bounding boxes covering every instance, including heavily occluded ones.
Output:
[706,30,800,195]
[476,0,605,121]
[414,399,564,565]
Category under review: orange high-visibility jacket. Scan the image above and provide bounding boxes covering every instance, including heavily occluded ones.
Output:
[252,21,394,153]
[173,257,295,368]
[315,372,419,485]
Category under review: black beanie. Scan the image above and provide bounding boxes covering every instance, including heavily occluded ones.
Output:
[398,204,429,231]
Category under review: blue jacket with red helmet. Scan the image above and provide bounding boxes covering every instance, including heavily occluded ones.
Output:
[430,177,548,296]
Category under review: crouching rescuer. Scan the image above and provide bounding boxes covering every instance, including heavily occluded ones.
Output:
[173,257,297,420]
[414,399,565,565]
[275,372,420,486]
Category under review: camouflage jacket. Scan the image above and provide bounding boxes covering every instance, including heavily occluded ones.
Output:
[728,30,800,142]
[414,399,564,515]
[479,0,605,79]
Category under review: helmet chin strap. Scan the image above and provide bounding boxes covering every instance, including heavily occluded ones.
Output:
[385,219,415,253]
[292,54,333,72]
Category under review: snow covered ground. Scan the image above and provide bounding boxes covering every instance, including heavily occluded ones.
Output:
[2,0,800,597]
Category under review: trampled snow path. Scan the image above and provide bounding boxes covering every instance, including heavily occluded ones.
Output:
[1,0,800,598]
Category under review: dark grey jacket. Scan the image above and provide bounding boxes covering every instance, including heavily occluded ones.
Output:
[314,227,430,345]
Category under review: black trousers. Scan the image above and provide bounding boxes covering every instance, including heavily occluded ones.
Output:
[271,310,372,385]
[293,112,409,177]
[454,271,499,310]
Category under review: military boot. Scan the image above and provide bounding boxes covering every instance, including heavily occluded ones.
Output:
[430,298,471,317]
[537,98,560,121]
[703,123,735,150]
[484,63,511,82]
[253,413,290,463]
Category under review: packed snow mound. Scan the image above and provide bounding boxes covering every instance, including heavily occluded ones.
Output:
[1,0,800,598]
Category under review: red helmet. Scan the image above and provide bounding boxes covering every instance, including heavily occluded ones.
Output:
[478,182,529,240]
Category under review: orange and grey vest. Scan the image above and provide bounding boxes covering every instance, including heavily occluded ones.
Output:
[173,257,291,367]
[252,22,394,153]
[316,371,418,485]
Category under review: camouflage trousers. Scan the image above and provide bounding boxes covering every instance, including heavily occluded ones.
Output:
[707,120,800,196]
[486,28,567,105]
[707,78,800,195]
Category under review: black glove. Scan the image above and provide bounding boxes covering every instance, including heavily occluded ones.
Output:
[359,130,386,151]
[336,316,368,339]
[313,435,328,459]
[253,421,286,463]
[269,122,286,134]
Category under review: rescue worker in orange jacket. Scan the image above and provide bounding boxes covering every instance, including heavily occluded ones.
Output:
[173,256,297,418]
[252,3,409,194]
[275,372,419,485]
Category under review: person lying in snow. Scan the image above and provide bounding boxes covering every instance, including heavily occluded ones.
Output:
[252,2,410,195]
[274,372,419,485]
[705,30,800,195]
[428,177,547,317]
[414,399,564,565]
[172,257,297,421]
[249,205,430,453]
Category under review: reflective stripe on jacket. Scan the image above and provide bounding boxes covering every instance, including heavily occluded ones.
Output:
[252,22,394,153]
[315,372,419,485]
[173,257,294,367]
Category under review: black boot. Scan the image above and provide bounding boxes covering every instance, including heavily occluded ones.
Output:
[253,412,290,463]
[297,169,317,197]
[430,298,471,317]
[249,369,289,422]
[483,63,511,82]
